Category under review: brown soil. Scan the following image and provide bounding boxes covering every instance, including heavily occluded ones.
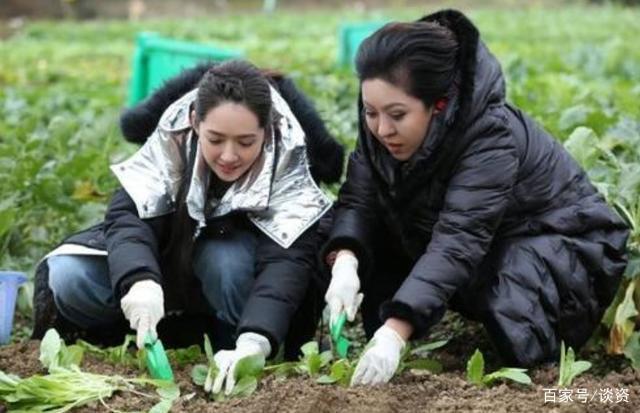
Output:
[1,315,638,413]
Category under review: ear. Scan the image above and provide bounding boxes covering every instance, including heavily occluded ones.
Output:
[190,110,198,131]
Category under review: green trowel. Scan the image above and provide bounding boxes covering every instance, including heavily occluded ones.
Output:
[330,312,351,358]
[144,332,174,381]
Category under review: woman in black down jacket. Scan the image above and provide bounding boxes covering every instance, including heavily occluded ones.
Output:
[322,9,629,385]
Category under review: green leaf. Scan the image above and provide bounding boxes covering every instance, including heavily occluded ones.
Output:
[167,345,202,366]
[483,368,531,386]
[559,104,591,131]
[609,279,638,353]
[230,376,258,398]
[203,334,215,365]
[558,341,591,386]
[410,339,449,356]
[623,331,640,370]
[150,382,180,413]
[304,354,322,376]
[156,382,180,400]
[318,358,354,386]
[568,360,592,382]
[0,196,17,239]
[149,399,173,413]
[466,349,485,386]
[300,341,319,357]
[118,335,135,362]
[39,329,62,371]
[404,358,443,374]
[564,126,600,169]
[265,361,297,378]
[0,371,21,393]
[316,374,338,384]
[204,365,216,393]
[58,344,84,368]
[319,350,333,368]
[234,353,265,381]
[191,364,208,386]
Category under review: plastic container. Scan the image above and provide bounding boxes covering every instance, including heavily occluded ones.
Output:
[0,271,27,345]
[128,32,243,106]
[337,22,384,66]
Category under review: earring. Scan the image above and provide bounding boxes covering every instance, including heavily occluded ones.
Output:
[434,98,447,113]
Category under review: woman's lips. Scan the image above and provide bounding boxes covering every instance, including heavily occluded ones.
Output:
[386,143,403,153]
[217,164,238,174]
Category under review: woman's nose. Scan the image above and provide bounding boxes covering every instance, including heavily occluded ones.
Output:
[377,116,395,138]
[219,144,239,163]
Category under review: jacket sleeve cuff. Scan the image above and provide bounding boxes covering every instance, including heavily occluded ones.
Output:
[320,236,372,281]
[117,272,159,300]
[379,300,446,339]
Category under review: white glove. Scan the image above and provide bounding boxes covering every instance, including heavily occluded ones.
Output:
[212,332,271,395]
[120,279,165,349]
[351,325,406,386]
[325,251,364,326]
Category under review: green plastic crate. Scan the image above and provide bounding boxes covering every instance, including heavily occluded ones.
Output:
[337,22,385,67]
[128,32,243,105]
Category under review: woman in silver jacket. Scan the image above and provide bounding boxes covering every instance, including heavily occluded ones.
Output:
[34,60,338,395]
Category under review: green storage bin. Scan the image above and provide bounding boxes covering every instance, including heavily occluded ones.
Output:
[128,32,243,105]
[337,22,385,67]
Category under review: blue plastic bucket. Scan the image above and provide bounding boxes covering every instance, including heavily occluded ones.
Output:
[0,271,27,345]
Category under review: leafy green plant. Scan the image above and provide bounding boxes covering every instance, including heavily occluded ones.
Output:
[466,349,531,387]
[166,345,203,367]
[297,341,333,377]
[265,341,333,380]
[0,366,179,413]
[316,358,355,386]
[76,334,145,370]
[228,353,266,398]
[191,334,265,400]
[398,339,448,375]
[191,334,218,394]
[1,328,180,413]
[39,329,84,372]
[557,341,592,387]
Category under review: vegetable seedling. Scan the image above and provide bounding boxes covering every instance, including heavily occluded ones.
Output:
[466,349,531,387]
[557,341,591,387]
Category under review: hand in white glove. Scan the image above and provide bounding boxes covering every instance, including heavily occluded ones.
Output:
[120,279,165,349]
[212,332,271,395]
[351,325,406,386]
[325,251,364,326]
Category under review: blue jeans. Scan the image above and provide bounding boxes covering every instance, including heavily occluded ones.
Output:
[47,229,258,329]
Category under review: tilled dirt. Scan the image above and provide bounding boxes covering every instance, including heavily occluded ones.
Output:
[1,315,638,413]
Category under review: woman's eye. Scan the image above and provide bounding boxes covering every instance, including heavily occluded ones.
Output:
[390,113,406,121]
[239,141,255,148]
[364,111,377,118]
[207,139,222,145]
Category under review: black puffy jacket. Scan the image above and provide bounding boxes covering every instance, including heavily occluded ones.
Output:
[323,10,629,345]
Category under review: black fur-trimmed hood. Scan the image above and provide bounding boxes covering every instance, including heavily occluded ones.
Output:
[120,63,345,184]
[419,9,506,126]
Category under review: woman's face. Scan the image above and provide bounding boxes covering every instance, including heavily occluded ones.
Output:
[361,78,434,161]
[193,102,266,182]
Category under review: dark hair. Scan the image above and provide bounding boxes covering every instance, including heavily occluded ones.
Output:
[355,21,459,107]
[164,60,273,300]
[193,60,273,127]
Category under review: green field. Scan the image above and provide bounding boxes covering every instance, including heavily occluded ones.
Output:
[1,4,639,351]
